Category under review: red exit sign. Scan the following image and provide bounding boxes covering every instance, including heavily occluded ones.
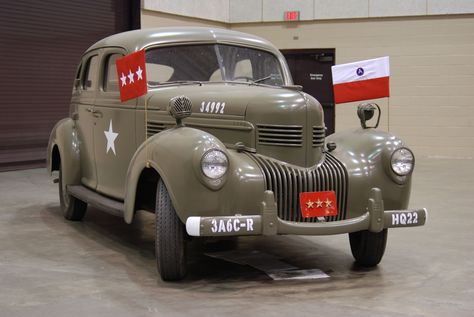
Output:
[284,11,300,21]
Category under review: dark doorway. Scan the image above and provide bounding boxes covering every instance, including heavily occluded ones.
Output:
[0,0,140,171]
[282,49,336,135]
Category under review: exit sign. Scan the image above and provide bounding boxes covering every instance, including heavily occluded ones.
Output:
[284,11,300,21]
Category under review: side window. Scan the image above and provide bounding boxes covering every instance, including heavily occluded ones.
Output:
[104,53,122,92]
[83,55,98,90]
[73,63,82,90]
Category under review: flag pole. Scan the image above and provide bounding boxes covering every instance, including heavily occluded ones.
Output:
[387,97,390,132]
[145,96,150,168]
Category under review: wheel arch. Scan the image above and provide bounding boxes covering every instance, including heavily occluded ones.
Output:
[51,144,61,172]
[134,165,160,214]
[47,118,81,185]
[123,128,209,224]
[124,127,264,225]
[124,152,181,224]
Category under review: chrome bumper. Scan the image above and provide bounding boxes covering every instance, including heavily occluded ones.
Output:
[185,188,428,237]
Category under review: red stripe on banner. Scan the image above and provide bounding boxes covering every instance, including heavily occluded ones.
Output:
[333,76,390,104]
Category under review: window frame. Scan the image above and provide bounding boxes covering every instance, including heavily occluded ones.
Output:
[102,53,124,93]
[82,54,99,91]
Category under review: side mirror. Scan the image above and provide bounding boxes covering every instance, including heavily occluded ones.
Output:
[357,103,381,129]
[168,95,192,127]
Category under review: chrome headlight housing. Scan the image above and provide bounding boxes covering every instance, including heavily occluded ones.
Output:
[201,149,228,179]
[390,147,414,176]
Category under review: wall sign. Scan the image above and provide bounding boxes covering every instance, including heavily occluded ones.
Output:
[284,11,300,21]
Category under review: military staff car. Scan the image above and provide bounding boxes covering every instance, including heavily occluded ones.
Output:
[47,27,427,281]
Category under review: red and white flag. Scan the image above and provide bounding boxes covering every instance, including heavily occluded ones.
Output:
[331,56,390,104]
[116,50,147,102]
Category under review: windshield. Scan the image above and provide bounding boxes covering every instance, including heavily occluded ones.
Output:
[145,44,285,86]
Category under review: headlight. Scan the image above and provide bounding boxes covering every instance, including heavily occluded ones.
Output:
[201,149,228,179]
[390,148,414,176]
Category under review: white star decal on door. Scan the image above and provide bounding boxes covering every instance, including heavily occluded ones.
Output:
[104,120,118,155]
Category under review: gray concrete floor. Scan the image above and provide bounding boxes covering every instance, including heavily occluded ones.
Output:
[0,158,473,317]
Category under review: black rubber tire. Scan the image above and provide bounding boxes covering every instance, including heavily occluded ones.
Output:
[349,229,388,267]
[155,179,187,281]
[59,164,87,221]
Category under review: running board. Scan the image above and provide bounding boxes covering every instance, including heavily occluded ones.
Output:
[67,185,124,217]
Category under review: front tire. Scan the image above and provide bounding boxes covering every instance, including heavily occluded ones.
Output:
[349,229,388,267]
[59,164,87,221]
[155,179,187,281]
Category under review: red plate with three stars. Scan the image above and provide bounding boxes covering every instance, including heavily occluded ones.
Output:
[299,191,338,218]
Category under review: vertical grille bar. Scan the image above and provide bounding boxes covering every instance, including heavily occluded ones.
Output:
[250,153,348,223]
[283,165,292,221]
[327,153,349,220]
[268,160,283,217]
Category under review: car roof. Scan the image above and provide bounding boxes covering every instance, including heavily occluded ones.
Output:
[86,27,278,54]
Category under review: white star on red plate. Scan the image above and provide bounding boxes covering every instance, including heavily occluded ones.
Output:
[127,69,134,84]
[120,72,127,87]
[136,66,143,80]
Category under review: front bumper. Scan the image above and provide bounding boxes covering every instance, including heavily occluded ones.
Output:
[185,188,427,237]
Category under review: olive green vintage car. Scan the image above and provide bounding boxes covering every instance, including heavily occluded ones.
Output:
[47,27,427,281]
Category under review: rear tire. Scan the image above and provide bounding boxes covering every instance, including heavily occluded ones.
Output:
[349,229,388,267]
[155,179,187,281]
[59,164,87,221]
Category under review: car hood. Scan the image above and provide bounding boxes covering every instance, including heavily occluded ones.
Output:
[147,82,325,167]
[147,82,303,118]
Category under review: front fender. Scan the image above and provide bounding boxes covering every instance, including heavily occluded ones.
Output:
[327,128,412,218]
[46,118,81,186]
[124,127,265,224]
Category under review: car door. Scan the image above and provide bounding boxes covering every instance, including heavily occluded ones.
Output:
[93,49,137,200]
[75,52,99,190]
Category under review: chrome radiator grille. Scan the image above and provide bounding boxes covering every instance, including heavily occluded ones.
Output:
[250,153,348,222]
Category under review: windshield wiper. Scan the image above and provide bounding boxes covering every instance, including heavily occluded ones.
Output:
[246,74,284,86]
[252,74,279,84]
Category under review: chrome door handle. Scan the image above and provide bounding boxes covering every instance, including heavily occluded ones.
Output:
[92,110,102,118]
[86,107,94,113]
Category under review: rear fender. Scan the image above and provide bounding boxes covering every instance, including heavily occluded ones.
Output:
[46,118,81,186]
